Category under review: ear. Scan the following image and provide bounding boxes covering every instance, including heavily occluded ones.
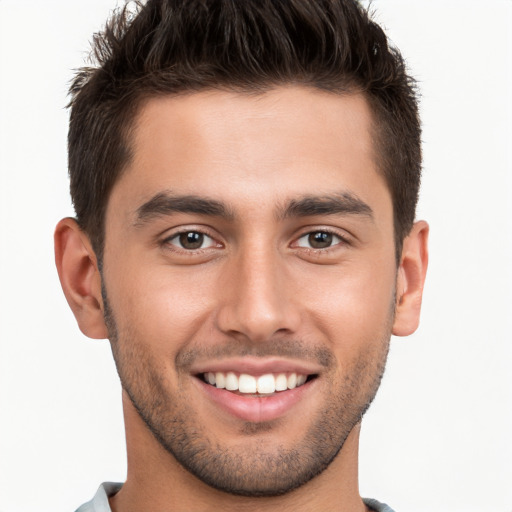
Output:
[54,218,109,339]
[392,220,429,337]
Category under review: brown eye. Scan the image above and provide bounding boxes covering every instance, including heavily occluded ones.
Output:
[167,231,216,250]
[296,231,342,249]
[308,232,333,248]
[179,232,204,249]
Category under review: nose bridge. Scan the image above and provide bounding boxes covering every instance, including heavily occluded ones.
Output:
[216,241,299,341]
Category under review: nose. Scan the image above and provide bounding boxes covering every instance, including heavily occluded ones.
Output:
[215,246,301,342]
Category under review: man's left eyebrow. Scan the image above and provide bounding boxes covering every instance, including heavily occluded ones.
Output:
[133,192,234,226]
[279,193,374,220]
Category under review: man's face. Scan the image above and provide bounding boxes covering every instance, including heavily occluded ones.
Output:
[102,87,397,496]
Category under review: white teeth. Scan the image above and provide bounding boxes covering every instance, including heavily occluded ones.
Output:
[275,373,288,391]
[215,372,226,389]
[296,374,307,386]
[225,372,238,391]
[204,371,310,394]
[239,374,257,393]
[257,374,276,394]
[287,373,297,389]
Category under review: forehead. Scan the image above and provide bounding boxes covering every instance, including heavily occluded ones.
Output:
[110,86,390,222]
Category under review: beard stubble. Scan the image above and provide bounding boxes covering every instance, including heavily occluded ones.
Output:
[102,284,393,497]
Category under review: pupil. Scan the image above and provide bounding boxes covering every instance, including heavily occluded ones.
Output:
[180,232,203,249]
[309,232,332,248]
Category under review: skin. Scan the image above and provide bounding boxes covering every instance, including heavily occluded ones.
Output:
[55,86,428,512]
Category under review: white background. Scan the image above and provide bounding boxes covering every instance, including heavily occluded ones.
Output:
[0,1,511,511]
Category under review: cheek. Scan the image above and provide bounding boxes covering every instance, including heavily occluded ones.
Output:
[106,263,219,348]
[299,261,396,347]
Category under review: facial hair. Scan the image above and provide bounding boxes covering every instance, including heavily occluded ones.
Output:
[102,284,392,497]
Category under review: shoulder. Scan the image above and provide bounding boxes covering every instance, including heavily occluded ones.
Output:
[363,497,396,512]
[75,482,123,512]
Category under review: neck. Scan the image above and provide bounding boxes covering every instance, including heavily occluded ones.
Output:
[110,392,368,512]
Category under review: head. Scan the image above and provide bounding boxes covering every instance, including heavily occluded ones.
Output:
[68,0,421,265]
[56,0,428,503]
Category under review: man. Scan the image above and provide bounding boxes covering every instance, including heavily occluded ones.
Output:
[54,0,428,510]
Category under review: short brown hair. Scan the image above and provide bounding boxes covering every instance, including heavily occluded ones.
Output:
[68,0,421,262]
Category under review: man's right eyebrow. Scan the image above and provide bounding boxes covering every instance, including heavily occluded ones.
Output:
[133,193,234,226]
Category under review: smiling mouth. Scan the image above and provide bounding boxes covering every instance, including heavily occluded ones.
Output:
[200,371,316,395]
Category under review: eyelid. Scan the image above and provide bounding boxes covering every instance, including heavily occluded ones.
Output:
[167,232,216,249]
[291,227,352,250]
[160,225,223,251]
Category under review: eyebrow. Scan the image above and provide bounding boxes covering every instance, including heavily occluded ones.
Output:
[279,192,374,220]
[134,190,374,226]
[134,192,234,225]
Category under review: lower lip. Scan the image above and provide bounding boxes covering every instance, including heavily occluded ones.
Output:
[196,377,315,423]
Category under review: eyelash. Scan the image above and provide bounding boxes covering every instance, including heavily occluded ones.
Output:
[293,229,350,251]
[161,227,350,255]
[162,228,222,253]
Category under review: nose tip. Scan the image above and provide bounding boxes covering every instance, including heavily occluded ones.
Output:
[215,254,300,342]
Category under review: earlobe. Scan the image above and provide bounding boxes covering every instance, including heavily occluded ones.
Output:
[54,218,109,339]
[392,220,429,337]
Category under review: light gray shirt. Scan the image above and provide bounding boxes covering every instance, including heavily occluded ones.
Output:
[75,482,396,512]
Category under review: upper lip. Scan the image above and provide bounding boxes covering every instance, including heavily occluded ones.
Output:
[190,356,323,376]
